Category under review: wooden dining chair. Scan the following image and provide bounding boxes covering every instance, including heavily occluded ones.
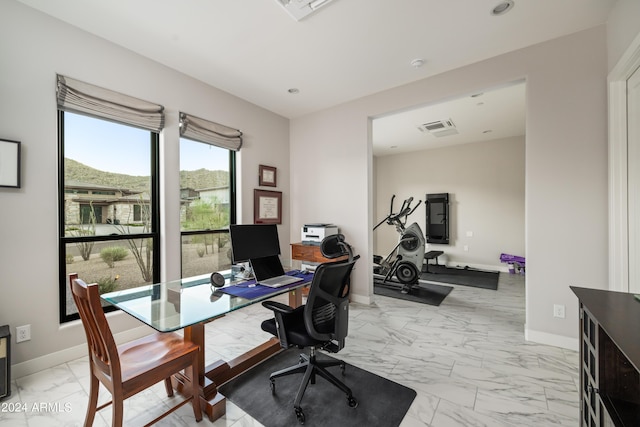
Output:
[69,273,202,426]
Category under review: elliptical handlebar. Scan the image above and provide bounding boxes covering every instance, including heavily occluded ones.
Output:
[406,199,421,217]
[389,194,396,216]
[373,194,422,231]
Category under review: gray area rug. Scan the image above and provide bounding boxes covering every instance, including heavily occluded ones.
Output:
[219,349,416,427]
[421,265,500,290]
[374,279,453,306]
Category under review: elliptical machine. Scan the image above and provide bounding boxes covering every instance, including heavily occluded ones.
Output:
[373,195,425,292]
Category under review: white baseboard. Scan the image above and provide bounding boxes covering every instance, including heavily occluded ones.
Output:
[351,293,372,305]
[525,327,579,352]
[11,325,150,379]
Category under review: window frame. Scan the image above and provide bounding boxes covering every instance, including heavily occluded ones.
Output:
[179,145,236,278]
[57,110,161,323]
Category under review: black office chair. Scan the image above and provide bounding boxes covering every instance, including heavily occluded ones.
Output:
[261,234,359,424]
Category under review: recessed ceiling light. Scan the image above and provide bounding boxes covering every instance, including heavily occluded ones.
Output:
[410,58,425,68]
[491,0,514,16]
[288,88,300,94]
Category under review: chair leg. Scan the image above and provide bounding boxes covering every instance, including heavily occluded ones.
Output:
[84,373,99,427]
[271,351,357,420]
[164,378,174,397]
[270,360,309,381]
[293,363,316,409]
[314,364,353,398]
[111,396,124,427]
[317,358,344,369]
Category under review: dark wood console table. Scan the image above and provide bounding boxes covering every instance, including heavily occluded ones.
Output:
[571,286,640,426]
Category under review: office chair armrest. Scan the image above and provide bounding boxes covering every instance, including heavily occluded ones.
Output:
[262,301,298,349]
[333,299,349,349]
[261,300,294,314]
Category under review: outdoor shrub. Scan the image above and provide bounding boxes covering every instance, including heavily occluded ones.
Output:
[197,246,205,258]
[65,254,74,264]
[97,275,119,294]
[218,234,230,249]
[100,246,129,268]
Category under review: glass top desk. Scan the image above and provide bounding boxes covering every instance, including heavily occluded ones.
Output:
[101,272,312,421]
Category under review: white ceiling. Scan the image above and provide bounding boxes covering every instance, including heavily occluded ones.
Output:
[373,80,526,156]
[17,0,616,154]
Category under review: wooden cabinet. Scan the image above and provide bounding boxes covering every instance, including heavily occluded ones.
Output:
[572,287,640,426]
[291,242,346,264]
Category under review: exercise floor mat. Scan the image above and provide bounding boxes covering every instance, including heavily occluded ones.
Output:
[421,265,499,290]
[373,279,453,306]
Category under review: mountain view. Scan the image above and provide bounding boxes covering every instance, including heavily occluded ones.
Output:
[65,158,229,191]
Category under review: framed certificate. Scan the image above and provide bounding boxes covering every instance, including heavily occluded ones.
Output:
[254,189,282,224]
[259,164,277,187]
[0,139,21,188]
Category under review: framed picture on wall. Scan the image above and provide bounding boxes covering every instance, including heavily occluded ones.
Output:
[259,164,277,187]
[0,139,21,188]
[254,189,282,224]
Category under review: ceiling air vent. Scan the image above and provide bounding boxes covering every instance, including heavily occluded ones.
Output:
[276,0,336,21]
[417,119,459,137]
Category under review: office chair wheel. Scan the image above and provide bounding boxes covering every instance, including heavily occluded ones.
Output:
[347,396,358,408]
[295,406,305,424]
[269,379,275,394]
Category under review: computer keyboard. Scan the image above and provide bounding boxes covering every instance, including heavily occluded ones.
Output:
[259,275,303,287]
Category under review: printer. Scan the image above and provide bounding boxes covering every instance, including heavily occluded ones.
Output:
[301,223,339,245]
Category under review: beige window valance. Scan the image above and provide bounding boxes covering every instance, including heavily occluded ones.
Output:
[56,74,165,132]
[179,112,242,151]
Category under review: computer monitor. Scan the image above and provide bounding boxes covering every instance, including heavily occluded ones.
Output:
[229,224,281,263]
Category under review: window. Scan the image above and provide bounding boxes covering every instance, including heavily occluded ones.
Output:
[58,111,160,322]
[178,112,241,279]
[180,138,236,277]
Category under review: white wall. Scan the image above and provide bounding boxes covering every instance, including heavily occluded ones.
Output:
[0,2,290,372]
[290,107,374,304]
[607,0,640,71]
[290,26,609,350]
[374,137,525,271]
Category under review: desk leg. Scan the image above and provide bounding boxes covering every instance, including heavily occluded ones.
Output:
[173,323,226,422]
[289,286,303,308]
[184,323,205,386]
[173,287,303,422]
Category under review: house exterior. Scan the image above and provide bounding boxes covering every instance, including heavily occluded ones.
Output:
[64,181,148,227]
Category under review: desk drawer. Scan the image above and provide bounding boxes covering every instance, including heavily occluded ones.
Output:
[292,244,316,261]
[291,243,348,263]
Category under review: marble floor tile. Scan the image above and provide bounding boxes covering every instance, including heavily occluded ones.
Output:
[8,273,580,426]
